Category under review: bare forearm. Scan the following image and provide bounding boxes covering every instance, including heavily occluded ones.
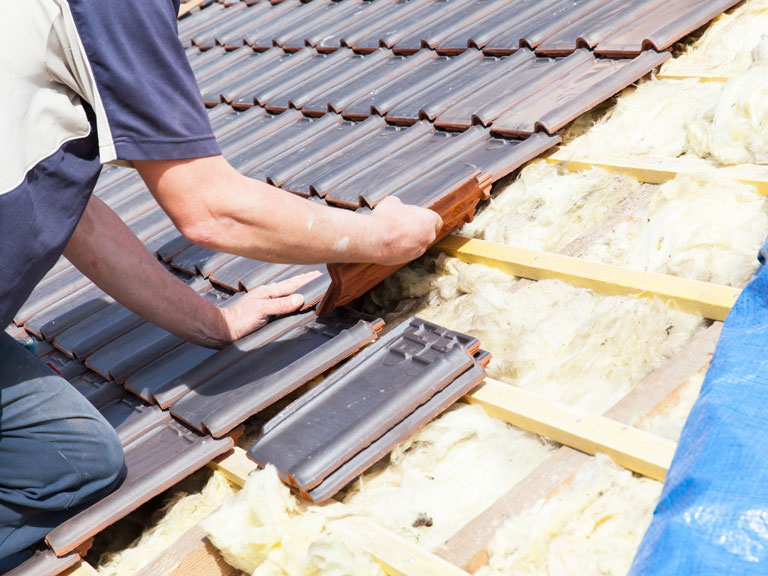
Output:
[64,195,229,347]
[135,156,441,266]
[186,175,387,263]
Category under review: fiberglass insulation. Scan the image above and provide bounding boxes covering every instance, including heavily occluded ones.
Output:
[584,175,768,287]
[202,404,554,574]
[96,471,237,576]
[563,34,768,166]
[661,0,768,76]
[476,454,662,576]
[462,161,643,251]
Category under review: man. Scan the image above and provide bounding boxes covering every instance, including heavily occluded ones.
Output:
[0,0,441,568]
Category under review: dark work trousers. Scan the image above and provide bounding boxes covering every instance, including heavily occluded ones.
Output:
[0,332,126,572]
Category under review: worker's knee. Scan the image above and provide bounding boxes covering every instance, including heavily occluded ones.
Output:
[48,403,126,510]
[68,421,126,508]
[0,373,126,511]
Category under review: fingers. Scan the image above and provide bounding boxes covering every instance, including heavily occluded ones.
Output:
[256,293,306,317]
[429,209,443,234]
[221,288,305,341]
[248,270,323,299]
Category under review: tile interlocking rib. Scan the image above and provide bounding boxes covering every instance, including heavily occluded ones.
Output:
[84,322,184,383]
[23,288,112,341]
[247,317,485,501]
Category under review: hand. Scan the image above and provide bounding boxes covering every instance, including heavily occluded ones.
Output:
[217,271,322,342]
[370,197,443,265]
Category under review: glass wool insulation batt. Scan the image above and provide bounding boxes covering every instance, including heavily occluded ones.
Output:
[707,36,768,165]
[584,174,768,288]
[562,78,724,159]
[201,404,555,575]
[461,160,643,251]
[563,34,768,166]
[476,455,662,576]
[662,0,768,76]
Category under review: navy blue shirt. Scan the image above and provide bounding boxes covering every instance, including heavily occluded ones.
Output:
[0,0,220,328]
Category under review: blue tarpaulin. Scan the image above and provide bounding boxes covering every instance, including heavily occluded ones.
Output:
[631,242,768,574]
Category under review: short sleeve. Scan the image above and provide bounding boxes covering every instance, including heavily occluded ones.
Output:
[56,0,220,163]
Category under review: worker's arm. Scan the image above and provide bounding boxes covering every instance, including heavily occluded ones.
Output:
[64,195,319,348]
[134,154,443,266]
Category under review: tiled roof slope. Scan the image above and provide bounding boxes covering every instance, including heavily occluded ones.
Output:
[4,0,738,565]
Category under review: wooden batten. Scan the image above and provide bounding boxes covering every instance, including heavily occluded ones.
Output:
[435,235,739,321]
[467,379,676,481]
[546,149,768,195]
[439,320,722,571]
[656,66,734,82]
[62,562,99,576]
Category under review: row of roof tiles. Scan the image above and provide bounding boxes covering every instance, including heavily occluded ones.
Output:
[189,44,669,136]
[180,0,740,58]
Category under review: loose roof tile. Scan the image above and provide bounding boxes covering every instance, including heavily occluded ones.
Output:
[267,264,331,310]
[69,369,126,407]
[280,0,370,51]
[38,346,88,381]
[197,46,665,136]
[491,49,670,137]
[150,312,317,409]
[535,0,666,56]
[52,301,144,360]
[318,165,487,313]
[124,342,218,406]
[247,317,482,499]
[207,257,289,292]
[260,116,387,187]
[595,0,742,57]
[23,286,112,341]
[309,350,490,502]
[98,395,174,446]
[14,266,90,326]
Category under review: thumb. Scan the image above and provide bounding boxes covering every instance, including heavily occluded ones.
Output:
[258,293,305,316]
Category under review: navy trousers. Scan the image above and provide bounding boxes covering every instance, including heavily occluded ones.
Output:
[0,332,125,571]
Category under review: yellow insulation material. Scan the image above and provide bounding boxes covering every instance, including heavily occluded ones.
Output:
[462,161,642,251]
[477,455,662,576]
[663,0,768,76]
[374,258,705,415]
[584,175,768,287]
[708,37,768,165]
[202,404,553,574]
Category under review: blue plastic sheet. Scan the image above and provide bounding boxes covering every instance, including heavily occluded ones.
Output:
[631,243,768,574]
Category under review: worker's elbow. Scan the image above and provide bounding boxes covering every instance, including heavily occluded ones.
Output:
[177,215,224,250]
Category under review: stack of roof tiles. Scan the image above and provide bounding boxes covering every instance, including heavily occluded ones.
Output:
[6,0,740,573]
